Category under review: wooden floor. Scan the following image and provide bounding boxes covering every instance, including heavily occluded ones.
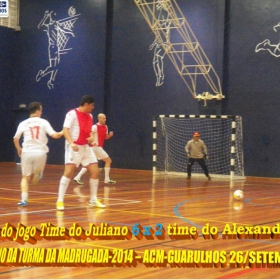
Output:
[0,162,280,279]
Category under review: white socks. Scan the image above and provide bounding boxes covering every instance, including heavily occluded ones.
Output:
[104,167,110,181]
[22,192,28,202]
[57,177,99,202]
[57,176,70,202]
[90,178,99,201]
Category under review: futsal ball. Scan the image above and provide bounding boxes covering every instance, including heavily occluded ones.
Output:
[233,190,244,200]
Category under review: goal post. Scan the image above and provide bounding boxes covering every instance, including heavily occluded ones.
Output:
[153,115,245,179]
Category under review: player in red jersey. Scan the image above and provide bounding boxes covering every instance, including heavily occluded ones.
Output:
[56,96,105,210]
[74,113,116,185]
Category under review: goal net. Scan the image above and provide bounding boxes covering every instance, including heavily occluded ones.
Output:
[153,115,244,179]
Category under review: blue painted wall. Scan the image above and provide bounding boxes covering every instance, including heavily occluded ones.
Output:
[0,27,18,161]
[2,0,280,177]
[224,0,280,176]
[107,0,225,169]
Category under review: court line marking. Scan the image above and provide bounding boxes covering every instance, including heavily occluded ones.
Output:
[0,187,144,203]
[0,201,142,217]
[0,187,65,196]
[0,196,141,205]
[174,198,280,246]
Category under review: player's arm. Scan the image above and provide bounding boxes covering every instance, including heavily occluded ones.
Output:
[63,127,78,151]
[201,141,208,155]
[149,39,157,50]
[62,111,79,151]
[45,121,64,139]
[201,142,209,159]
[106,131,113,140]
[89,124,98,146]
[13,137,22,157]
[185,142,191,156]
[38,10,51,29]
[51,130,64,139]
[87,132,96,146]
[104,125,113,140]
[273,22,280,32]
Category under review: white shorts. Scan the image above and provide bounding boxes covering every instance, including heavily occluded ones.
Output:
[65,144,97,167]
[92,146,109,160]
[21,151,47,177]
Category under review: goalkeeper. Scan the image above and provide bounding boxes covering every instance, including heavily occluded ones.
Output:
[185,132,211,180]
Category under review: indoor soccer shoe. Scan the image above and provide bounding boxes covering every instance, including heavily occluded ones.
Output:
[88,200,106,208]
[74,178,84,185]
[56,201,64,211]
[18,200,28,207]
[104,179,116,184]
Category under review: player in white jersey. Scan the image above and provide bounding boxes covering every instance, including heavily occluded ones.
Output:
[73,113,116,185]
[56,95,105,211]
[13,102,64,207]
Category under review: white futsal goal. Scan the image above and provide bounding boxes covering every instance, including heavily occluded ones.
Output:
[153,115,245,179]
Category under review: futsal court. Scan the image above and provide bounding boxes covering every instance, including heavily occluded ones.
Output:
[0,162,279,279]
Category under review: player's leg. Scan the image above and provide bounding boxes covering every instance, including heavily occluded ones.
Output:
[36,57,57,81]
[47,69,58,90]
[88,163,99,200]
[94,147,116,184]
[197,158,211,180]
[87,164,105,208]
[18,176,30,206]
[255,40,280,57]
[187,158,195,179]
[84,147,105,208]
[57,145,81,210]
[32,152,46,185]
[73,167,87,185]
[18,152,32,206]
[103,157,116,184]
[156,49,165,85]
[255,39,270,52]
[57,164,76,210]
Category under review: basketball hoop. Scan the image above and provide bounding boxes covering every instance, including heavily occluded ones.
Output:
[195,92,225,106]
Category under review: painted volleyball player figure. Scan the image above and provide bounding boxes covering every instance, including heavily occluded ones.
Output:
[185,132,211,180]
[74,113,116,185]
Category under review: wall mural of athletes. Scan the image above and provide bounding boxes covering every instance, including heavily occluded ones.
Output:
[149,1,171,87]
[255,22,280,58]
[36,6,80,89]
